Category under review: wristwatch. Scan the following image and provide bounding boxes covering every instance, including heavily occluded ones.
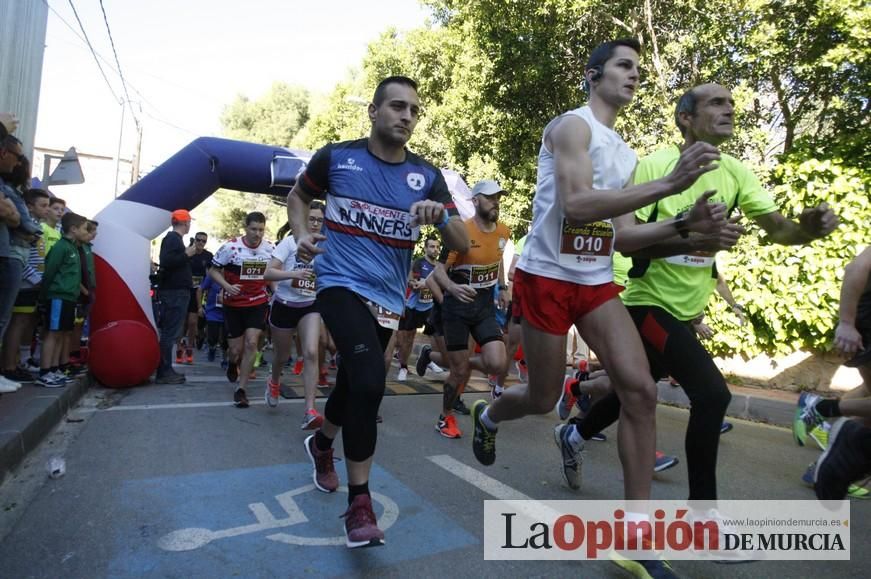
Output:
[674,211,690,239]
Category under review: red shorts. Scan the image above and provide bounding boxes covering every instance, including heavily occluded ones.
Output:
[513,269,624,335]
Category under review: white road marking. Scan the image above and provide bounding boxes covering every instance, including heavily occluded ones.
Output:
[78,399,305,413]
[157,484,399,550]
[426,454,533,500]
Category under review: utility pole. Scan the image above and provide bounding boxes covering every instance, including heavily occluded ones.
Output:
[131,122,143,183]
[113,99,126,198]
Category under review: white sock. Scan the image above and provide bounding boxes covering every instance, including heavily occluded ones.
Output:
[480,407,498,431]
[493,384,504,396]
[568,425,584,449]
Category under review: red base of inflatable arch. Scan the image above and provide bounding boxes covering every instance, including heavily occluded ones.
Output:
[89,320,159,388]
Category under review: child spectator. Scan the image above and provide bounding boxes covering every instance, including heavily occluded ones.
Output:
[38,212,88,387]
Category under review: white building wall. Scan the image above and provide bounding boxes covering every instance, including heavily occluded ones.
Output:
[0,0,49,158]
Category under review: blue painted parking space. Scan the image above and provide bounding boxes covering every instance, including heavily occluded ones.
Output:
[107,463,477,578]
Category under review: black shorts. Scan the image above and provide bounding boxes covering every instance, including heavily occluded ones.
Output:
[13,288,39,314]
[424,301,443,337]
[269,301,319,330]
[441,290,503,352]
[223,304,268,339]
[42,299,76,332]
[187,288,200,314]
[399,307,431,331]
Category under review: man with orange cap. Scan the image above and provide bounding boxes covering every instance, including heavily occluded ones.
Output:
[156,209,196,384]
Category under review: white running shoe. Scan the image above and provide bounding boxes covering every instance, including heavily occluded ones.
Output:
[0,376,22,393]
[427,361,444,373]
[397,367,408,382]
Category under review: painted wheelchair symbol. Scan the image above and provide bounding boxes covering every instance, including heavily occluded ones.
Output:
[157,484,399,550]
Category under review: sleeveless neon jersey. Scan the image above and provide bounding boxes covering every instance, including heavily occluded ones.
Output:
[298,139,457,315]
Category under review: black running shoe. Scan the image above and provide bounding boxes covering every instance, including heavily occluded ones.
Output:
[234,388,249,408]
[472,400,496,465]
[453,396,471,415]
[226,362,239,383]
[416,345,432,377]
[815,418,871,500]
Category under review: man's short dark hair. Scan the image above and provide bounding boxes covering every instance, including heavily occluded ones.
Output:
[425,235,439,246]
[61,212,87,234]
[309,200,325,212]
[49,196,66,207]
[24,188,50,206]
[674,88,699,136]
[373,76,418,106]
[586,38,642,72]
[195,231,207,238]
[245,211,266,226]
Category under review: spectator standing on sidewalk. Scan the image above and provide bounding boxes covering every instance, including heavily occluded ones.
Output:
[156,210,196,384]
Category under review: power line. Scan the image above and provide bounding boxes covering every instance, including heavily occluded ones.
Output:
[64,0,120,103]
[98,0,140,130]
[44,0,203,137]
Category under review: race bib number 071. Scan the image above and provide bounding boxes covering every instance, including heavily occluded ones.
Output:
[559,219,614,267]
[240,260,267,281]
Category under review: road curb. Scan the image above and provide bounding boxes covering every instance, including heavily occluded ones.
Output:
[657,381,796,427]
[0,374,91,485]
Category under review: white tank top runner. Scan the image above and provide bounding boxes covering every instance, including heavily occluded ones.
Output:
[516,105,637,286]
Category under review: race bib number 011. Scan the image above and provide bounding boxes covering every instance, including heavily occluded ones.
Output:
[559,219,614,267]
[419,287,434,304]
[240,260,267,280]
[469,263,499,289]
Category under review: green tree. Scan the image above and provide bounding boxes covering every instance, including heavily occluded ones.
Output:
[220,82,311,147]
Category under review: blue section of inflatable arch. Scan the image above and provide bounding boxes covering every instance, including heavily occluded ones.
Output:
[118,137,311,209]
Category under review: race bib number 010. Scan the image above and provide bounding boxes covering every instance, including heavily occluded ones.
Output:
[240,260,267,280]
[559,219,614,267]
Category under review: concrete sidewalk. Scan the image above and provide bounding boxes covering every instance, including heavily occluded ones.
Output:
[0,374,90,485]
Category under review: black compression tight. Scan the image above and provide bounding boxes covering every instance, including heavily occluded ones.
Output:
[579,305,731,500]
[317,288,393,462]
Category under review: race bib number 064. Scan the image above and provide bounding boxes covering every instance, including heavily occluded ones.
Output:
[559,219,614,267]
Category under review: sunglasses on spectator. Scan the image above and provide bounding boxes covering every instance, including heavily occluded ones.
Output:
[194,238,207,243]
[308,217,324,224]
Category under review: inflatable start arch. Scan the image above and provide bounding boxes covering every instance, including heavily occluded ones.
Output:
[90,137,310,387]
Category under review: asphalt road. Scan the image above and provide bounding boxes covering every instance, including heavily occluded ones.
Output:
[0,355,867,579]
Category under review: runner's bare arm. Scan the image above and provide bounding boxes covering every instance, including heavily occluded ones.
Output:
[613,191,727,253]
[835,246,871,355]
[624,215,744,258]
[432,262,476,303]
[287,184,326,258]
[264,257,311,282]
[752,203,839,245]
[209,266,240,296]
[424,270,445,304]
[550,115,720,223]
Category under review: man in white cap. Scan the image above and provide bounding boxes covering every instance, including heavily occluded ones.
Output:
[429,179,510,438]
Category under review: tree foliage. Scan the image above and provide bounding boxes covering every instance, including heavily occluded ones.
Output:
[220,0,870,356]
